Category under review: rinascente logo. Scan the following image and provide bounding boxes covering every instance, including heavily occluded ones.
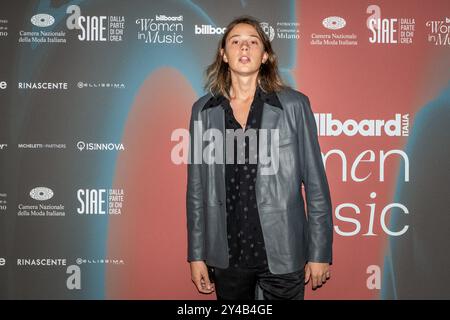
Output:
[18,82,68,90]
[17,258,66,267]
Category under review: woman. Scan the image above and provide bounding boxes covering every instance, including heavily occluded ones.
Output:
[187,15,333,300]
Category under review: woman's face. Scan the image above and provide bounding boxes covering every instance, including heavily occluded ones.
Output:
[221,23,268,77]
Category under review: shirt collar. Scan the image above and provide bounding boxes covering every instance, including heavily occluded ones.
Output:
[201,86,283,111]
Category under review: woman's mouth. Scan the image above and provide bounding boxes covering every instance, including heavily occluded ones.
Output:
[239,56,251,64]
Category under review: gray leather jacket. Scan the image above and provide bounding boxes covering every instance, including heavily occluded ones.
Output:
[186,87,333,274]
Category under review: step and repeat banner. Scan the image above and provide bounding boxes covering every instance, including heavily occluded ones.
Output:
[0,0,449,299]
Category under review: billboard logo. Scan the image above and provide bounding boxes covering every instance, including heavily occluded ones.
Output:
[314,113,409,137]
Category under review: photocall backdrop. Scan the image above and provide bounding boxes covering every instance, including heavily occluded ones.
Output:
[0,0,449,299]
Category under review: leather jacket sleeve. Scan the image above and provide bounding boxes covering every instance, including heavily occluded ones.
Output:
[298,94,333,264]
[186,101,205,262]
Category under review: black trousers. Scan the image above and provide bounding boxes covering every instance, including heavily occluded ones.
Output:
[208,264,305,300]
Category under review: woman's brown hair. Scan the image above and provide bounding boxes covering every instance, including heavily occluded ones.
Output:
[204,15,288,99]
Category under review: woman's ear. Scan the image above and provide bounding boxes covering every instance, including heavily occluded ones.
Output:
[221,48,228,63]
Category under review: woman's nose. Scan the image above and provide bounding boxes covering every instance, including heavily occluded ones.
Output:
[240,41,249,50]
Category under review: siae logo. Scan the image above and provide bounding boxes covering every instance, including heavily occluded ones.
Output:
[66,265,81,290]
[66,5,124,42]
[77,189,107,214]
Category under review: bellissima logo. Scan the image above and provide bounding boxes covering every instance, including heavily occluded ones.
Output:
[76,257,125,265]
[76,141,125,151]
[314,113,409,137]
[77,81,126,89]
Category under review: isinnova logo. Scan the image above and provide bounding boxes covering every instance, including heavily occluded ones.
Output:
[76,141,125,151]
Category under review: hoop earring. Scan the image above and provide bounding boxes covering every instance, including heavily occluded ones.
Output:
[209,86,216,98]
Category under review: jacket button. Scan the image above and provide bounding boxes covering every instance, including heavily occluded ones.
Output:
[218,200,223,206]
